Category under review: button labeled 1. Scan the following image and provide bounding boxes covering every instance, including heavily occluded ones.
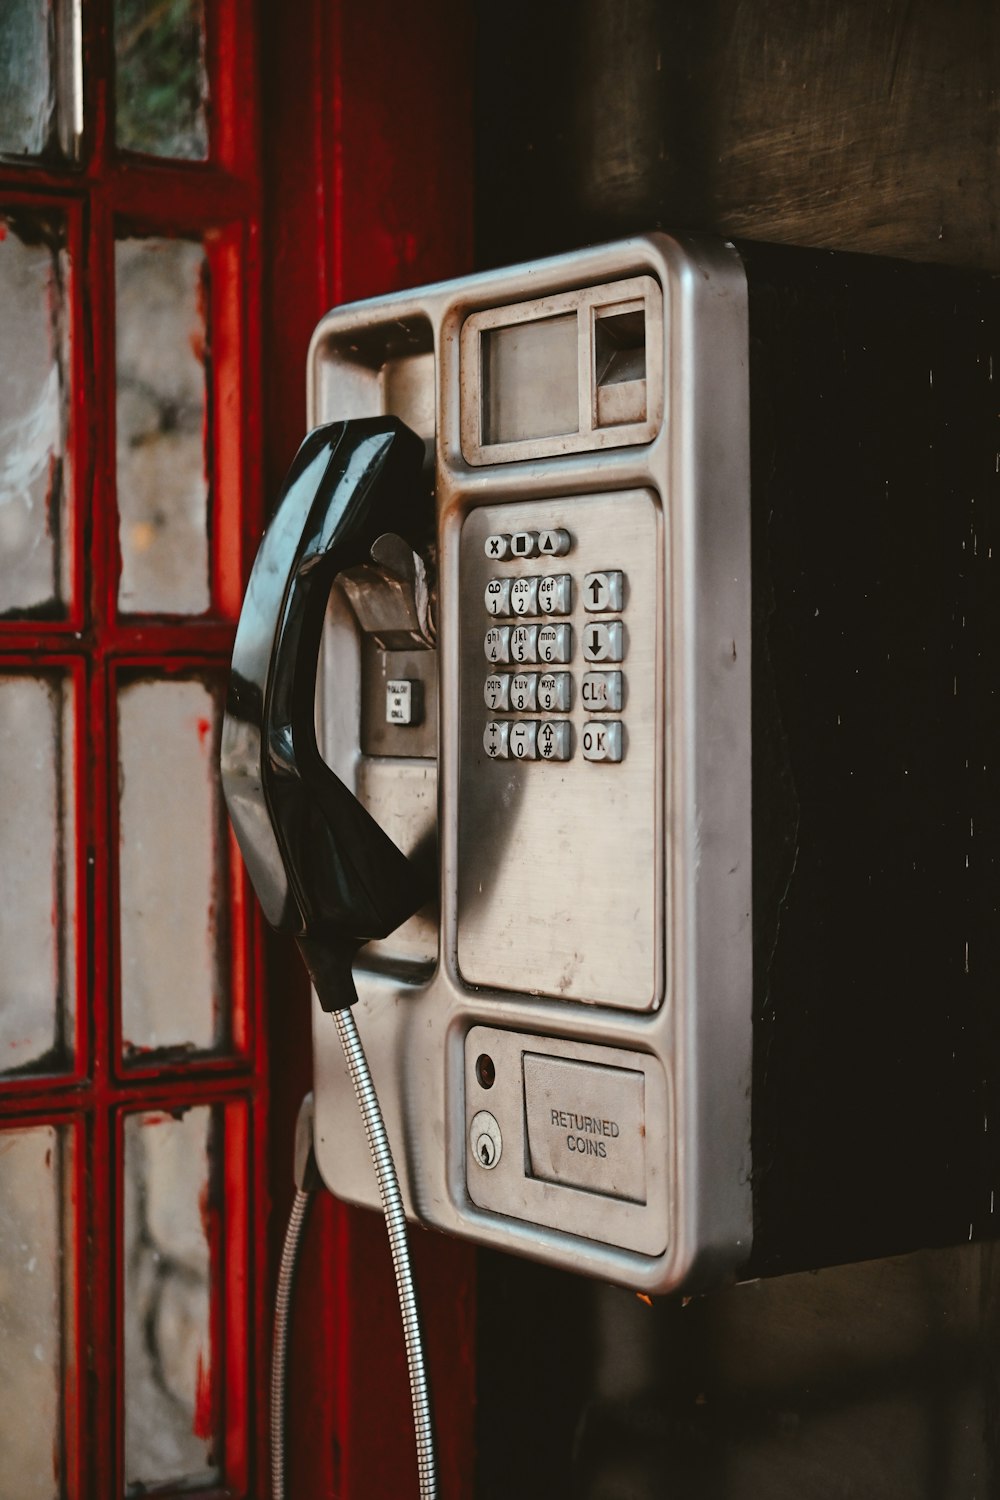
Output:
[485,578,511,616]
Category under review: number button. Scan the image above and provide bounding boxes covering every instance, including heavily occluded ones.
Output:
[509,721,539,759]
[582,721,623,763]
[485,533,511,560]
[510,625,538,663]
[537,721,571,761]
[581,671,623,712]
[484,626,511,664]
[509,674,538,711]
[536,623,572,664]
[537,672,571,711]
[538,574,571,615]
[484,721,510,759]
[583,571,624,612]
[510,577,539,616]
[485,578,512,617]
[582,621,624,663]
[484,674,510,711]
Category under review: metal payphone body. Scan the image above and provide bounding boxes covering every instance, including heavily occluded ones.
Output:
[308,235,753,1295]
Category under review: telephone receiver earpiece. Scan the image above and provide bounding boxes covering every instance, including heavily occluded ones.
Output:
[221,417,429,1009]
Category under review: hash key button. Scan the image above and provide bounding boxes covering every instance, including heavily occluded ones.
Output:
[582,721,623,763]
[582,620,624,663]
[537,721,571,761]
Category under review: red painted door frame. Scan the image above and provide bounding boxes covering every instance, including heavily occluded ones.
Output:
[258,3,477,1495]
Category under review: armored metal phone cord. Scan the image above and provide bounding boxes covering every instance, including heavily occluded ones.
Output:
[271,1185,312,1500]
[334,1004,438,1500]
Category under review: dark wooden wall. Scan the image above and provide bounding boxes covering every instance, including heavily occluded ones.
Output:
[477,0,1000,273]
[474,4,1000,1496]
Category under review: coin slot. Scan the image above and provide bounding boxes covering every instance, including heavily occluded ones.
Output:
[593,303,647,428]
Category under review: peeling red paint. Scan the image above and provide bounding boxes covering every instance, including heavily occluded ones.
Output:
[196,714,212,747]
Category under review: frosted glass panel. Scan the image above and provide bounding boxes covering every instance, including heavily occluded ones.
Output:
[114,0,208,159]
[119,677,227,1056]
[0,1125,72,1500]
[0,0,56,158]
[116,238,210,615]
[0,212,70,616]
[0,675,76,1075]
[124,1107,217,1490]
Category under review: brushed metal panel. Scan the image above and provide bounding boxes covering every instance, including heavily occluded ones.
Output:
[457,489,662,1010]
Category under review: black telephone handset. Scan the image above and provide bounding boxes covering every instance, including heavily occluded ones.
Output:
[221,416,428,1009]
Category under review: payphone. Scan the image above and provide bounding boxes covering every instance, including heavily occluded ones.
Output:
[225,232,1000,1313]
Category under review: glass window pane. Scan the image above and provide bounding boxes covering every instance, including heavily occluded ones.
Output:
[116,237,210,616]
[124,1107,218,1490]
[119,677,228,1057]
[0,211,71,617]
[114,0,208,160]
[0,674,76,1076]
[0,1124,74,1500]
[0,0,55,158]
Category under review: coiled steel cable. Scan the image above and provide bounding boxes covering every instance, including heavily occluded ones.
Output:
[334,1005,437,1499]
[271,1185,313,1500]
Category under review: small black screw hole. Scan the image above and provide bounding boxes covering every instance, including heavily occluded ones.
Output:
[476,1053,496,1089]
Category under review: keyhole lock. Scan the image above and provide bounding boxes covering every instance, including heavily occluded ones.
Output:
[470,1110,502,1170]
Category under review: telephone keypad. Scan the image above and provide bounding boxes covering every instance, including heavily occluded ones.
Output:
[510,577,540,615]
[509,674,539,712]
[538,574,572,615]
[582,620,624,663]
[510,625,539,663]
[484,626,511,663]
[483,721,510,758]
[484,674,511,711]
[537,672,571,711]
[485,578,512,616]
[480,529,629,765]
